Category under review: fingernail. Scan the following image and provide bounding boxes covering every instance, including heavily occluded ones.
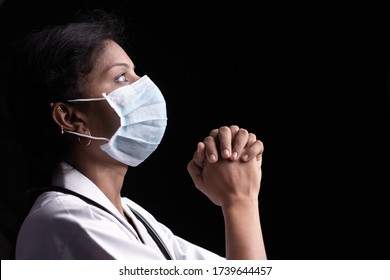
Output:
[242,154,249,161]
[232,152,239,160]
[222,149,230,157]
[209,154,216,162]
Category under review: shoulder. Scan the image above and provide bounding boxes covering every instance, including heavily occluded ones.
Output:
[16,191,129,259]
[24,191,113,229]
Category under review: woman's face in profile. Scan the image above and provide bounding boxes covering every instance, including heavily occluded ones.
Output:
[80,39,141,141]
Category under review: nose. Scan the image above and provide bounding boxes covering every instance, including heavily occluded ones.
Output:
[129,73,141,84]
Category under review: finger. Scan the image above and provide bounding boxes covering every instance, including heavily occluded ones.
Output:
[209,128,219,138]
[241,139,264,162]
[231,128,249,160]
[187,159,204,189]
[203,135,219,163]
[210,126,236,159]
[216,126,233,159]
[229,124,240,136]
[192,142,206,168]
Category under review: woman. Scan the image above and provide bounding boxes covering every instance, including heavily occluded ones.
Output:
[6,10,266,260]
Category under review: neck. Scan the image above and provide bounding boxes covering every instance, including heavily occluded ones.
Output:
[67,154,128,214]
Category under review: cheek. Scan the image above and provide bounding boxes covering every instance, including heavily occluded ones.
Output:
[91,102,120,137]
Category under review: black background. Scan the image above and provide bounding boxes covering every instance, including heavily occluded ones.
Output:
[1,0,390,260]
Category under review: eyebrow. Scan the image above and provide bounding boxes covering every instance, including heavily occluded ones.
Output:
[106,62,132,71]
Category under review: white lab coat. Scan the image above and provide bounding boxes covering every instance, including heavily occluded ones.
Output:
[15,161,225,260]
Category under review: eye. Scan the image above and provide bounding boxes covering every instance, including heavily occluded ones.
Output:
[115,73,128,83]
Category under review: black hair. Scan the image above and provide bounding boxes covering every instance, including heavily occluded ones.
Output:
[4,9,131,189]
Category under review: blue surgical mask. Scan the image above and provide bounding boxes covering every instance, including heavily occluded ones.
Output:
[65,75,167,166]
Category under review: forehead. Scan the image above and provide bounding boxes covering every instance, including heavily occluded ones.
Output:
[94,40,133,71]
[81,40,134,97]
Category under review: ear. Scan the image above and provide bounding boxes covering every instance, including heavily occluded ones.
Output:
[50,102,87,133]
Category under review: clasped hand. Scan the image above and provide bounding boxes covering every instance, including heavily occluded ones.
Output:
[187,125,264,207]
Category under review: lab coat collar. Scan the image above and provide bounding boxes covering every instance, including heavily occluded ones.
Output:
[50,161,165,255]
[50,161,131,232]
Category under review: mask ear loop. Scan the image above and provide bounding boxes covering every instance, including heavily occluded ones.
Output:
[62,98,106,147]
[51,103,107,147]
[78,131,92,147]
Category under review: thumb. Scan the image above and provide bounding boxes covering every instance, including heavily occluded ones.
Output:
[187,159,204,190]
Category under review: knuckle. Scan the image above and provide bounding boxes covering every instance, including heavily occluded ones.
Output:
[257,140,264,151]
[229,124,240,132]
[203,135,214,142]
[249,132,257,141]
[209,128,219,137]
[219,126,230,133]
[238,128,249,136]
